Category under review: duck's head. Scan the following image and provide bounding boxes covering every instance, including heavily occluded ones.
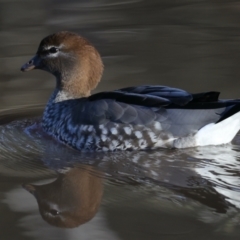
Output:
[21,31,104,98]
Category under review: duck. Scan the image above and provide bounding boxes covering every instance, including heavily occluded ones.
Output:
[20,31,240,151]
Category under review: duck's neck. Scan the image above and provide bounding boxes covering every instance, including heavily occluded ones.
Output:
[53,75,91,103]
[54,89,82,103]
[42,87,77,131]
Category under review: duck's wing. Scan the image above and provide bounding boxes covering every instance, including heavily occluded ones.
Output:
[117,85,193,105]
[90,85,220,107]
[89,85,192,107]
[78,86,188,126]
[73,97,168,126]
[71,86,240,137]
[89,87,171,107]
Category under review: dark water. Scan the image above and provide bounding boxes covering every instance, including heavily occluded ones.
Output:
[1,0,240,239]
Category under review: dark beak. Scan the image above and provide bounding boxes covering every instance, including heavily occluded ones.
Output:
[21,55,41,72]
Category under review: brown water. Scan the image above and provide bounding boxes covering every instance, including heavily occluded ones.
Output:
[1,0,240,239]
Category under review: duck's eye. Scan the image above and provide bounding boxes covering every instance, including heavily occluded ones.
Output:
[49,47,59,54]
[49,209,60,216]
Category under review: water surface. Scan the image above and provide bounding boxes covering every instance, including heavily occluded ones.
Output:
[1,0,240,239]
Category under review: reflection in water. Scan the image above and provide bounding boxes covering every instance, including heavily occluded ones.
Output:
[0,115,240,237]
[23,166,103,228]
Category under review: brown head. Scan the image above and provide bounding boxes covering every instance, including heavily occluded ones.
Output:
[23,166,103,228]
[21,31,104,98]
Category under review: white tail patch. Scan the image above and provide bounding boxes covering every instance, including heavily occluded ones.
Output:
[195,111,240,146]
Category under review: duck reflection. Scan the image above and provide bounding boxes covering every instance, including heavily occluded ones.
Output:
[2,116,240,227]
[23,166,103,228]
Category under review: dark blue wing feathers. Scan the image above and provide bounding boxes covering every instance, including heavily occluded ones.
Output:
[118,85,193,106]
[89,85,221,107]
[70,85,240,135]
[89,89,171,107]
